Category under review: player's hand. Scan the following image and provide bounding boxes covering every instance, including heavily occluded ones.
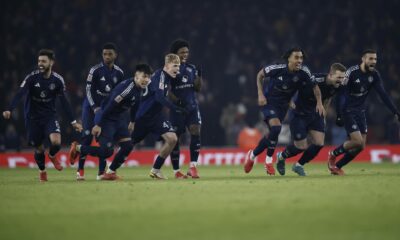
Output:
[2,111,11,119]
[395,113,400,122]
[336,115,344,127]
[128,122,135,134]
[94,107,101,114]
[316,103,326,117]
[91,125,102,137]
[289,101,296,110]
[72,122,83,132]
[258,95,267,106]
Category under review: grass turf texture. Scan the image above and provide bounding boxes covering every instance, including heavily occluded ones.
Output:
[0,163,399,240]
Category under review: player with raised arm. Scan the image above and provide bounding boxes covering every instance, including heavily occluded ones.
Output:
[168,39,202,179]
[243,47,325,175]
[3,49,82,182]
[328,50,400,175]
[68,64,152,180]
[75,43,124,180]
[276,63,346,176]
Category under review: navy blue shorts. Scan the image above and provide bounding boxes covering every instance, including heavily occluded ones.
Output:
[170,106,202,135]
[344,110,367,134]
[260,104,288,123]
[132,113,174,144]
[98,117,130,148]
[81,102,95,145]
[289,112,325,141]
[25,117,60,147]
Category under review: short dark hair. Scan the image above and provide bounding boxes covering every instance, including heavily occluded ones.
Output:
[362,49,377,56]
[135,63,153,75]
[330,63,347,73]
[103,42,117,51]
[282,46,306,61]
[170,39,190,54]
[38,49,55,60]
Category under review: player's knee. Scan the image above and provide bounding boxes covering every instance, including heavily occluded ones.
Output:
[120,141,133,154]
[189,125,201,136]
[269,125,282,139]
[165,133,178,145]
[100,146,114,158]
[352,139,364,149]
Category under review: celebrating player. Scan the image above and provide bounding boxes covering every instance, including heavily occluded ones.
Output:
[168,39,202,179]
[3,49,82,182]
[68,64,152,180]
[243,47,325,175]
[75,43,124,180]
[133,54,187,179]
[276,63,346,176]
[328,50,400,175]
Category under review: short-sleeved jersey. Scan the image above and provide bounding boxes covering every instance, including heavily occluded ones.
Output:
[263,64,315,105]
[19,70,67,120]
[295,73,343,114]
[85,62,124,109]
[170,63,199,106]
[95,79,143,125]
[135,69,174,120]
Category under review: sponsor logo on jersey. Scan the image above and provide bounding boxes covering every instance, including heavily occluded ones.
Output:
[368,76,373,82]
[113,76,118,83]
[182,75,188,83]
[49,83,55,90]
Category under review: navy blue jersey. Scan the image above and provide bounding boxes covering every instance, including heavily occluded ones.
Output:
[94,79,143,126]
[295,73,343,114]
[135,69,179,120]
[170,63,199,106]
[85,62,124,109]
[339,65,399,114]
[8,70,75,122]
[263,64,315,105]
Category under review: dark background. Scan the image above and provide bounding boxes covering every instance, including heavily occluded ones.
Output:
[1,0,400,151]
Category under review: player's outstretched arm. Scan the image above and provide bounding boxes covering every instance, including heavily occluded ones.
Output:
[194,67,202,92]
[58,94,82,132]
[256,69,267,106]
[373,77,400,119]
[313,85,326,117]
[4,78,31,119]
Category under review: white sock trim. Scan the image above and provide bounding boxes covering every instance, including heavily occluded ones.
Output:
[265,156,273,164]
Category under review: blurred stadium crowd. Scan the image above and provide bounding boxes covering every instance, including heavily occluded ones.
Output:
[1,0,400,151]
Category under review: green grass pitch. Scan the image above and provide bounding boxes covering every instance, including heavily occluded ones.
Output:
[1,163,399,240]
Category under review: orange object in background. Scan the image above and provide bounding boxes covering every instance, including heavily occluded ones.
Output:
[237,127,262,151]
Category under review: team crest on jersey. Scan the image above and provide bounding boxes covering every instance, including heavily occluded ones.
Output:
[182,75,188,83]
[293,76,299,82]
[113,76,118,83]
[352,124,357,130]
[40,91,46,98]
[105,84,111,92]
[163,122,170,128]
[368,76,373,82]
[282,85,288,90]
[49,83,56,90]
[159,78,165,89]
[270,110,275,114]
[360,86,365,92]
